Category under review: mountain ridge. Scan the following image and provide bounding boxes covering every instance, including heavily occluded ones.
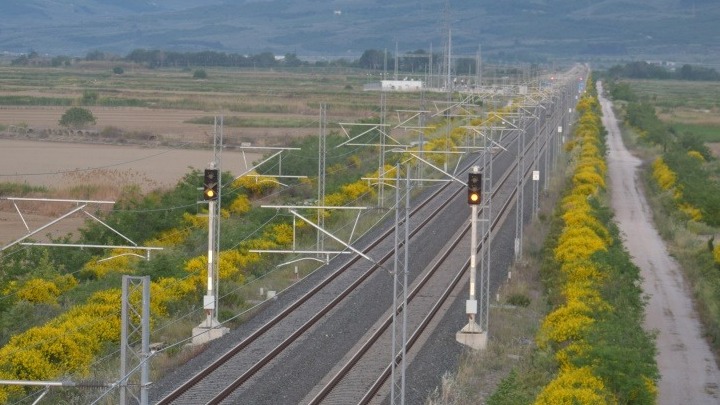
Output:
[1,0,718,63]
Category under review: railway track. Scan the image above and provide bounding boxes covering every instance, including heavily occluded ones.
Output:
[305,103,559,405]
[151,80,574,404]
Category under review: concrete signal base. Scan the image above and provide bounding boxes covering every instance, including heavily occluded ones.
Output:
[456,321,487,350]
[192,318,230,345]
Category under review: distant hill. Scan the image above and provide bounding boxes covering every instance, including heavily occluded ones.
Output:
[1,0,719,63]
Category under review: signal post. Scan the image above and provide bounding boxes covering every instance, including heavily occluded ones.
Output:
[456,166,487,350]
[192,167,229,345]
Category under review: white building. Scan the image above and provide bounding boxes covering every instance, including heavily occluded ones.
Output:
[378,80,423,91]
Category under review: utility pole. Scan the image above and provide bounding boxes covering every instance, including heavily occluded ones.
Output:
[378,91,387,208]
[514,118,526,261]
[317,104,327,255]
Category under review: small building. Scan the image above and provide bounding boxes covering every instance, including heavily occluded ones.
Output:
[372,80,423,92]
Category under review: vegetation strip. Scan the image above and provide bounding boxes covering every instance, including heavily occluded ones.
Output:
[605,77,720,354]
[487,77,658,404]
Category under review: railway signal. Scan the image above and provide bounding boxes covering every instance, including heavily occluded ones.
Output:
[203,169,219,201]
[458,166,486,350]
[468,172,482,205]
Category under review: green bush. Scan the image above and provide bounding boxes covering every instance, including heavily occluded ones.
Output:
[81,90,99,105]
[507,293,531,307]
[59,107,96,128]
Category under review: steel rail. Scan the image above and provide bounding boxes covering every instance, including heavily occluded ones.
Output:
[156,154,480,404]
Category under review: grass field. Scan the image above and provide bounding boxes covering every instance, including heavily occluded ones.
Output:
[627,79,720,110]
[625,79,720,153]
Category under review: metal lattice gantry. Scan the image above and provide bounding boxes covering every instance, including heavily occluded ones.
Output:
[119,275,150,405]
[390,164,411,405]
[1,197,163,260]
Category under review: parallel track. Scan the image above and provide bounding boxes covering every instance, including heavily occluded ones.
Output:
[155,91,564,404]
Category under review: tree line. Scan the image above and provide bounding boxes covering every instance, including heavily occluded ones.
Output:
[12,48,481,73]
[607,61,720,81]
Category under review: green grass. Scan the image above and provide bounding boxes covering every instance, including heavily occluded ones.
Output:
[0,182,50,196]
[668,122,720,142]
[627,79,720,109]
[0,95,73,106]
[187,115,322,128]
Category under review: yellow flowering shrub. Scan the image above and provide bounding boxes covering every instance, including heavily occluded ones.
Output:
[678,203,703,222]
[561,193,591,212]
[346,155,362,169]
[183,211,208,228]
[269,223,294,247]
[652,158,676,191]
[687,150,705,162]
[229,194,252,215]
[81,251,138,278]
[450,126,467,143]
[148,227,191,247]
[576,96,599,114]
[576,157,607,177]
[561,209,611,245]
[325,166,386,207]
[538,299,594,348]
[155,277,198,302]
[217,250,246,282]
[555,342,591,370]
[534,366,615,405]
[324,192,347,207]
[0,345,56,381]
[561,262,605,284]
[555,226,608,263]
[563,282,612,312]
[232,171,279,197]
[573,167,606,190]
[714,244,720,264]
[340,181,374,202]
[16,278,61,305]
[0,276,195,399]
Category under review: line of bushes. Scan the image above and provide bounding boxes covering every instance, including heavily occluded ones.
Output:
[614,84,720,227]
[489,78,658,404]
[611,81,720,353]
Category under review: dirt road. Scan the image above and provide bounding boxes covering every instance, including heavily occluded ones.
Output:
[599,82,720,404]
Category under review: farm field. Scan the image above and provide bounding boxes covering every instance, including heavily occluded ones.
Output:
[0,63,430,247]
[0,139,263,245]
[625,79,720,156]
[0,63,413,246]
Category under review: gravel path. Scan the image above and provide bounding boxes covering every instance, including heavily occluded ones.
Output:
[599,82,720,404]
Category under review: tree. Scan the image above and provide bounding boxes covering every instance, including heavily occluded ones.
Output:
[358,49,387,70]
[113,66,124,75]
[193,69,207,79]
[59,107,96,128]
[283,53,302,67]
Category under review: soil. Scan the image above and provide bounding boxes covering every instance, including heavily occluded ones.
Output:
[600,82,720,404]
[708,142,720,158]
[0,139,263,245]
[0,106,314,145]
[0,102,316,248]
